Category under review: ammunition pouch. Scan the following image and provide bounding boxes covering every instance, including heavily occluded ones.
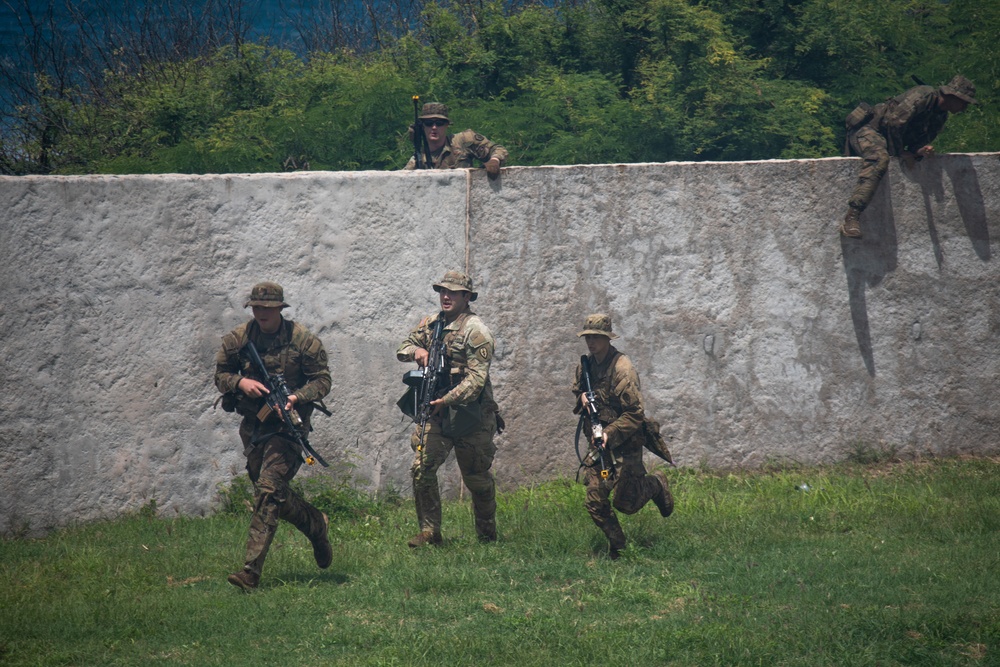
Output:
[219,391,239,413]
[442,400,482,438]
[844,102,875,155]
[845,102,874,132]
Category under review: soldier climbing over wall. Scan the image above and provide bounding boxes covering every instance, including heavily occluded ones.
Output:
[841,75,977,239]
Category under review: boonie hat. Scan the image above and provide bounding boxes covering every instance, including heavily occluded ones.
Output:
[418,103,451,121]
[940,75,977,105]
[577,313,618,339]
[433,270,477,301]
[244,282,290,308]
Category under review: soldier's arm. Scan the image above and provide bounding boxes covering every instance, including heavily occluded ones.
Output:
[214,331,244,394]
[439,328,492,407]
[403,156,416,170]
[396,317,432,362]
[458,129,508,167]
[294,334,332,403]
[603,361,646,450]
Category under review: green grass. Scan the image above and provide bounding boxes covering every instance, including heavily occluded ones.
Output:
[2,458,998,666]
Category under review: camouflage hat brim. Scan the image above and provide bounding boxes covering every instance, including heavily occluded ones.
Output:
[433,281,478,301]
[418,113,450,120]
[577,328,618,339]
[244,298,289,308]
[940,85,977,105]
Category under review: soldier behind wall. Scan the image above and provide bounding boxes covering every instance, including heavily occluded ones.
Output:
[404,102,508,179]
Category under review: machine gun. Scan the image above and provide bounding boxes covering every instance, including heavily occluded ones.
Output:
[239,340,329,467]
[576,355,613,479]
[400,313,448,464]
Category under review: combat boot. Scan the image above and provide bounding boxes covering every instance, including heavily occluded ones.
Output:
[227,568,259,592]
[652,471,674,518]
[407,530,443,548]
[840,209,862,238]
[311,513,333,569]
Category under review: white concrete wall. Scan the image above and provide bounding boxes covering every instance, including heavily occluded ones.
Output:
[1,155,998,535]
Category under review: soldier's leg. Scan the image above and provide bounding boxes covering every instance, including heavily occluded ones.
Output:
[242,435,308,578]
[843,127,890,238]
[611,455,666,516]
[265,438,332,569]
[409,421,452,545]
[453,416,498,541]
[583,466,627,558]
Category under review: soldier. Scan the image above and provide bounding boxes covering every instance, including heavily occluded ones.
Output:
[841,75,977,238]
[404,102,508,178]
[397,270,501,547]
[573,314,673,560]
[214,282,333,591]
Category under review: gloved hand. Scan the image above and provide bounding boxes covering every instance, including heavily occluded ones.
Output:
[485,157,501,180]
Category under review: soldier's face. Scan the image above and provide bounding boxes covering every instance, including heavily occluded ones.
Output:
[438,288,471,318]
[940,94,969,114]
[584,334,611,358]
[252,306,283,334]
[422,119,449,143]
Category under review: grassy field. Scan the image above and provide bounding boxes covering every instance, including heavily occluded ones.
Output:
[2,458,998,666]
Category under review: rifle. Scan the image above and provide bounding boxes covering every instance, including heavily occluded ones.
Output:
[401,312,448,464]
[411,95,433,169]
[239,340,329,467]
[576,355,613,479]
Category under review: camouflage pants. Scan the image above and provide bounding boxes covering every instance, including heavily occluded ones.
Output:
[410,413,497,539]
[238,420,327,577]
[583,447,662,551]
[847,125,891,213]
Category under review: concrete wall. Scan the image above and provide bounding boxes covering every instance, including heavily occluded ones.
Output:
[1,154,998,535]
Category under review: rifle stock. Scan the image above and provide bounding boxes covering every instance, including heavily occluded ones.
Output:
[240,340,329,467]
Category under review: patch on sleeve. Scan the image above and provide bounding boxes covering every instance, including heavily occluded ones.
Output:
[474,133,485,141]
[478,345,491,361]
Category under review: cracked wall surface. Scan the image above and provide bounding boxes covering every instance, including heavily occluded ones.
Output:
[1,154,998,534]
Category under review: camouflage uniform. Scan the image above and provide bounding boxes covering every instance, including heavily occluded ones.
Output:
[397,271,500,543]
[842,75,977,237]
[573,315,672,558]
[215,283,332,589]
[404,129,509,170]
[404,102,508,170]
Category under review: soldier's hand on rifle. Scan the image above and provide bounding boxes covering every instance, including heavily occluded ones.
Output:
[428,397,446,416]
[285,394,298,413]
[414,348,430,367]
[238,377,270,398]
[485,157,501,180]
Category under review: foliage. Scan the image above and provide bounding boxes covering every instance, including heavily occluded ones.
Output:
[1,459,998,665]
[0,0,997,173]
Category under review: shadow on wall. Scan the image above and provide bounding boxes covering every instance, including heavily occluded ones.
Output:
[904,155,990,263]
[842,156,990,376]
[841,187,898,377]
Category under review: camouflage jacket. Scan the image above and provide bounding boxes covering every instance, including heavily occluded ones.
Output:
[572,347,646,453]
[404,129,509,170]
[215,318,331,420]
[872,85,949,156]
[397,309,498,412]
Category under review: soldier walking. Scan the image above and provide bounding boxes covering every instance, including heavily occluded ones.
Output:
[396,271,502,546]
